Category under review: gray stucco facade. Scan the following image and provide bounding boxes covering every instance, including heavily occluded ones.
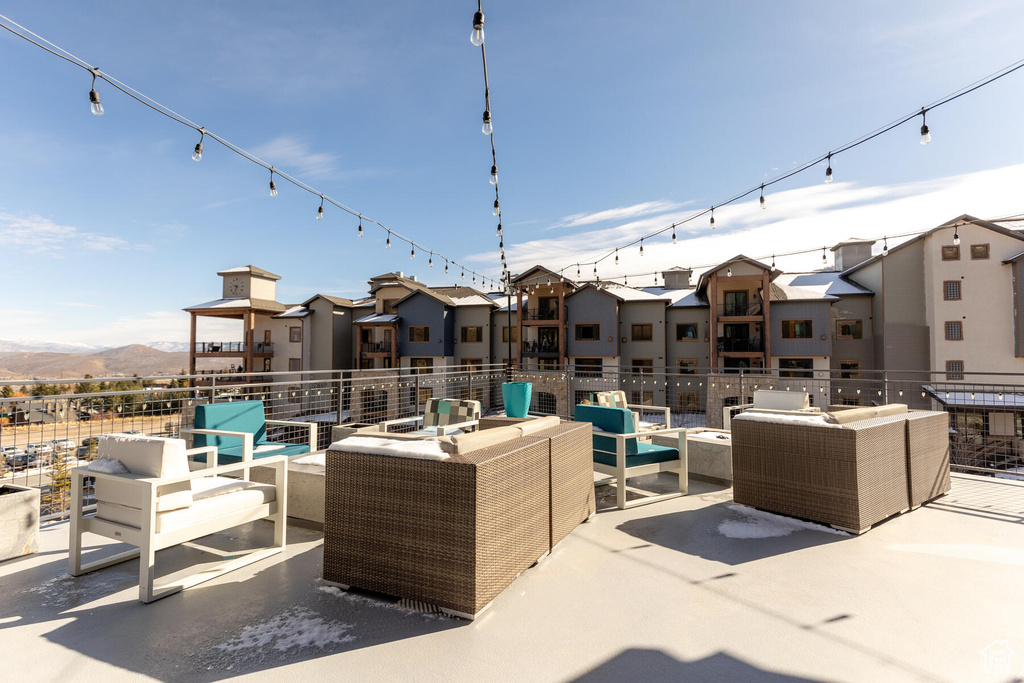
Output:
[395,293,453,358]
[566,287,619,358]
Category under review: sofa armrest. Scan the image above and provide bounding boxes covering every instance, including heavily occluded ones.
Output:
[379,416,424,432]
[431,418,480,435]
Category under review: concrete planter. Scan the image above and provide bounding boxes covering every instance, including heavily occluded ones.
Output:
[0,484,40,562]
[652,428,733,483]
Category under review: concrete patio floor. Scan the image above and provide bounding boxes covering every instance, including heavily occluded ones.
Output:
[2,473,1023,683]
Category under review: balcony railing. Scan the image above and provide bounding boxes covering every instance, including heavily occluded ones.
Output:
[717,337,763,352]
[360,342,392,354]
[521,341,559,357]
[522,308,561,321]
[716,303,762,317]
[194,341,274,354]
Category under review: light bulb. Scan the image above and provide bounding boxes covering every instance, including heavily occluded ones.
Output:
[953,230,960,246]
[482,110,493,135]
[490,165,498,185]
[615,250,619,265]
[358,218,363,238]
[445,262,449,274]
[410,247,415,260]
[496,223,503,237]
[493,199,500,216]
[672,228,677,244]
[470,11,485,46]
[825,155,833,184]
[192,142,203,162]
[771,255,776,268]
[920,124,931,145]
[317,205,324,220]
[710,208,715,229]
[727,267,733,277]
[882,238,888,256]
[822,248,827,265]
[577,265,581,277]
[89,75,104,116]
[386,234,391,249]
[760,185,766,209]
[461,269,465,280]
[640,239,644,256]
[429,256,433,268]
[269,180,277,197]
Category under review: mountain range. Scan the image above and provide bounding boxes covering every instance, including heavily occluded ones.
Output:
[0,340,190,353]
[0,344,190,380]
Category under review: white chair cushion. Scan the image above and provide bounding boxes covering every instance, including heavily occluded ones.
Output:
[96,435,192,511]
[752,390,810,411]
[96,483,275,533]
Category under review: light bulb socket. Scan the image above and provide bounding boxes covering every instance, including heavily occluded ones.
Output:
[193,143,203,161]
[473,11,484,31]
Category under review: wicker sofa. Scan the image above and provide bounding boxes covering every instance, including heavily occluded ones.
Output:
[323,417,593,619]
[731,404,951,533]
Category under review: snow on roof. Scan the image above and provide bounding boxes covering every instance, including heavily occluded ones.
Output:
[490,294,518,312]
[354,313,399,324]
[599,284,673,302]
[664,289,707,308]
[770,281,839,302]
[775,271,873,296]
[275,305,309,318]
[448,294,495,307]
[216,265,281,280]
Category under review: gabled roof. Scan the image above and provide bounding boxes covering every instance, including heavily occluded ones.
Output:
[183,298,287,313]
[844,214,1024,276]
[354,313,399,324]
[829,238,876,252]
[511,265,575,286]
[566,283,672,303]
[274,305,310,318]
[695,255,778,295]
[774,271,873,296]
[392,288,455,308]
[216,265,281,280]
[667,289,709,308]
[769,282,839,302]
[432,286,500,308]
[301,294,354,307]
[367,272,430,295]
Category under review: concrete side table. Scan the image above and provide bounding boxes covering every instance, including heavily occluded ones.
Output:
[0,484,40,562]
[652,429,733,484]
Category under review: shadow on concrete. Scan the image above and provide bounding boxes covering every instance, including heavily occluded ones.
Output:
[569,648,829,683]
[3,522,465,682]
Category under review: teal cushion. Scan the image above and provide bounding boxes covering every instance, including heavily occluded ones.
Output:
[193,401,268,451]
[575,404,638,456]
[593,442,679,468]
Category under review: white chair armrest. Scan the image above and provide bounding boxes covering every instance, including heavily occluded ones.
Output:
[74,455,289,488]
[179,429,254,462]
[379,416,424,432]
[266,419,318,449]
[432,418,480,435]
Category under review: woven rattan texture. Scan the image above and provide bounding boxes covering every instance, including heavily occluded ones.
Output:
[904,411,952,507]
[323,437,549,616]
[732,415,910,532]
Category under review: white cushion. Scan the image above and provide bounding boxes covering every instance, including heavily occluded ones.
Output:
[329,436,450,460]
[87,458,128,474]
[96,484,275,533]
[96,434,192,510]
[752,390,810,411]
[254,444,286,453]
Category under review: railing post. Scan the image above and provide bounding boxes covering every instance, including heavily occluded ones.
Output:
[739,368,745,403]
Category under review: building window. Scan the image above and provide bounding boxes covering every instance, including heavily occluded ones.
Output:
[632,359,653,374]
[263,357,272,372]
[836,320,862,339]
[502,326,518,343]
[839,360,862,379]
[575,323,600,341]
[359,359,374,370]
[460,326,483,343]
[630,391,654,406]
[631,324,653,341]
[288,358,301,372]
[676,323,698,341]
[574,358,603,377]
[946,360,964,380]
[676,391,699,411]
[943,281,961,300]
[971,244,990,260]
[677,358,698,374]
[942,245,960,260]
[538,358,558,370]
[945,321,963,340]
[781,320,813,339]
[779,358,813,378]
[289,327,302,343]
[462,358,483,371]
[410,358,433,374]
[409,326,430,342]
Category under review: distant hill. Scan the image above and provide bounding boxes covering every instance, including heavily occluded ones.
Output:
[0,339,103,353]
[0,344,189,380]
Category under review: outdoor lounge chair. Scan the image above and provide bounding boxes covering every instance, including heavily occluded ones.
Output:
[69,434,287,603]
[575,404,688,509]
[182,400,317,467]
[594,390,671,430]
[377,397,481,436]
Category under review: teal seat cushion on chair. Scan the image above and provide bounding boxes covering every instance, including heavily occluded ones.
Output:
[575,404,678,467]
[190,400,310,463]
[209,441,311,465]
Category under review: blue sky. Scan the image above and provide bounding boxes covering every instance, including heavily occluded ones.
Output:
[2,1,1024,346]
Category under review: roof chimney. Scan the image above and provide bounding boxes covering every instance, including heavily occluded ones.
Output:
[662,267,693,289]
[830,239,876,271]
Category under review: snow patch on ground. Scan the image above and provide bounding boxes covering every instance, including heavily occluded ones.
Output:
[317,583,442,618]
[26,570,129,608]
[718,504,849,538]
[216,607,355,652]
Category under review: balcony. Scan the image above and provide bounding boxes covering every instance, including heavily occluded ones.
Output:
[360,341,392,355]
[521,308,562,322]
[716,337,763,353]
[716,303,762,318]
[521,340,559,358]
[194,341,274,355]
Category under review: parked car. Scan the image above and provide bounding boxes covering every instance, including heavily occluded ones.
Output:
[81,437,100,448]
[49,438,76,451]
[25,443,53,456]
[1,445,25,463]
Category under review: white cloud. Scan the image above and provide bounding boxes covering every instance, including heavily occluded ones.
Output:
[0,212,131,255]
[550,200,688,229]
[60,302,100,309]
[471,163,1024,282]
[7,310,239,348]
[253,136,338,178]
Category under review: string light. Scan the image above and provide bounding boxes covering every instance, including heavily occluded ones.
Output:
[771,254,776,268]
[269,168,277,197]
[357,216,363,238]
[470,9,485,46]
[386,231,391,249]
[88,69,103,116]
[822,246,827,265]
[410,245,415,260]
[759,184,765,209]
[825,153,833,184]
[482,109,492,135]
[672,225,677,244]
[882,237,888,256]
[496,223,502,237]
[317,195,324,220]
[726,266,733,277]
[490,164,498,185]
[710,207,716,229]
[192,128,204,161]
[920,108,931,145]
[614,249,619,265]
[493,198,500,216]
[640,238,644,256]
[429,254,433,268]
[445,260,449,274]
[953,223,960,245]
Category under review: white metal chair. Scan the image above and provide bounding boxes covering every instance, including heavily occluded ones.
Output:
[69,434,287,603]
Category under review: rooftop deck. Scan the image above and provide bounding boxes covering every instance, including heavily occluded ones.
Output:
[3,473,1023,682]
